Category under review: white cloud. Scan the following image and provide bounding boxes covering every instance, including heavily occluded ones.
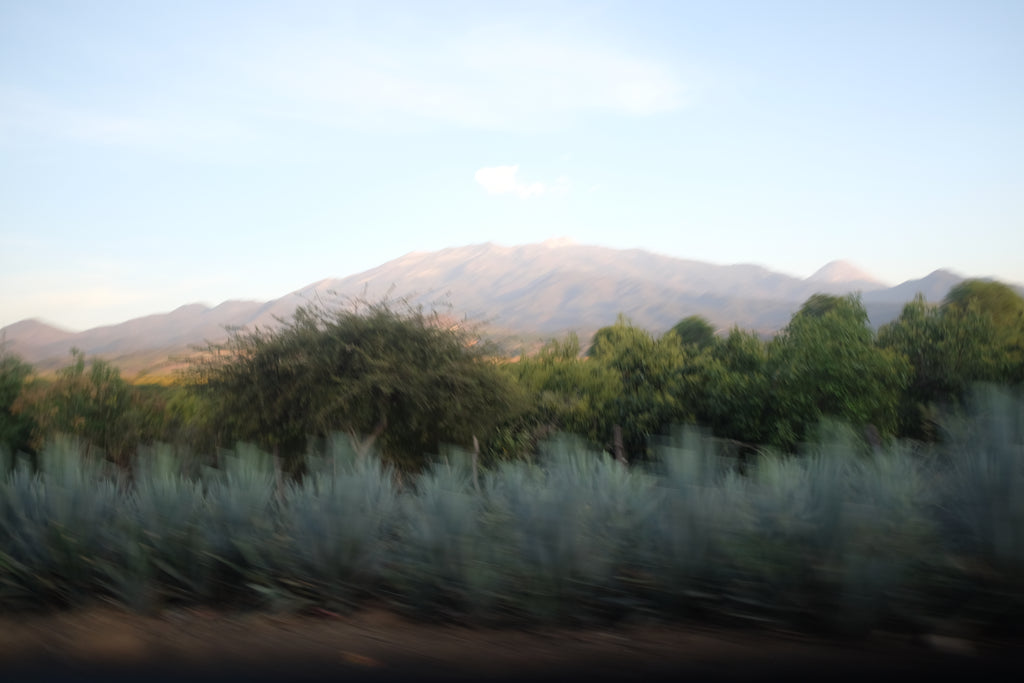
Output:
[474,165,556,198]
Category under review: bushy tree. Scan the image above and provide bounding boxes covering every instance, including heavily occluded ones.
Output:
[690,327,773,447]
[877,281,1024,438]
[767,294,910,450]
[669,315,717,350]
[157,384,219,455]
[186,298,523,472]
[942,280,1024,384]
[878,294,994,438]
[587,315,693,461]
[503,332,619,455]
[944,280,1024,328]
[15,349,145,465]
[0,349,35,458]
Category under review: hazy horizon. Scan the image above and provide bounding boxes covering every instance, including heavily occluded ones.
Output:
[0,239,984,335]
[3,1,1022,330]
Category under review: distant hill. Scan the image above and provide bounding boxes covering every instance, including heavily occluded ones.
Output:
[1,241,1015,376]
[0,319,75,351]
[807,260,886,293]
[861,269,966,303]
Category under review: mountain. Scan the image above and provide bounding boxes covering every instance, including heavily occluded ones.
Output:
[0,241,1002,375]
[1,319,75,353]
[861,269,966,304]
[806,260,886,292]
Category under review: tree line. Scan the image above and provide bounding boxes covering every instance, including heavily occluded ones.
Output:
[2,280,1022,472]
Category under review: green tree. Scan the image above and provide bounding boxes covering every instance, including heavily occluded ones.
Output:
[0,349,35,458]
[17,349,143,465]
[767,294,910,450]
[878,294,995,439]
[876,281,1024,439]
[690,327,772,447]
[187,298,522,472]
[504,332,620,455]
[669,315,717,350]
[796,293,848,319]
[942,280,1024,384]
[943,280,1024,330]
[158,384,219,455]
[587,315,692,461]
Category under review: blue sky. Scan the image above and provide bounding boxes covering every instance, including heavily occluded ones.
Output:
[2,0,1022,331]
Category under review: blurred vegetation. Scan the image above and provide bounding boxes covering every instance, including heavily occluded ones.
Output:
[3,281,1021,469]
[0,390,1021,635]
[1,282,1022,634]
[184,297,524,473]
[9,349,171,468]
[0,350,34,459]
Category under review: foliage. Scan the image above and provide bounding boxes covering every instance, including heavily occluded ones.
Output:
[586,315,695,461]
[942,280,1024,385]
[13,349,159,466]
[128,445,211,606]
[688,328,773,447]
[939,385,1024,572]
[155,385,219,456]
[943,280,1024,329]
[0,437,129,608]
[502,332,619,456]
[669,315,717,350]
[878,295,995,439]
[0,350,34,459]
[875,281,1024,440]
[766,294,910,450]
[0,391,1021,634]
[277,436,400,611]
[481,436,660,622]
[186,297,523,472]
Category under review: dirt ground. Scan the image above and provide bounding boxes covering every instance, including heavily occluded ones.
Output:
[1,606,1020,683]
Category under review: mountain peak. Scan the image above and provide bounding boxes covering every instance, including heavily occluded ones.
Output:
[3,242,976,372]
[541,237,576,248]
[807,260,882,285]
[1,318,74,336]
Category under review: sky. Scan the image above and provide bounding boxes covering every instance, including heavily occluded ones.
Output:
[2,0,1023,331]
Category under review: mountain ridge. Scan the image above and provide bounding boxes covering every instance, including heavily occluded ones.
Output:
[1,241,1014,375]
[806,260,885,287]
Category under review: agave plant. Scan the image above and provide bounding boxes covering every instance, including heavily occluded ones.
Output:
[0,437,126,608]
[388,447,493,618]
[275,436,399,611]
[931,385,1024,626]
[823,440,937,634]
[472,435,640,622]
[0,391,1021,635]
[125,444,211,608]
[636,428,744,617]
[198,443,280,606]
[941,386,1024,569]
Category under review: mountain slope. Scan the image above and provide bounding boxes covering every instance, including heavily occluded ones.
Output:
[862,269,966,304]
[0,241,998,372]
[1,319,76,361]
[806,260,886,294]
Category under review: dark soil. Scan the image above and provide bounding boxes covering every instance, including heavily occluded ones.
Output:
[1,606,1020,683]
